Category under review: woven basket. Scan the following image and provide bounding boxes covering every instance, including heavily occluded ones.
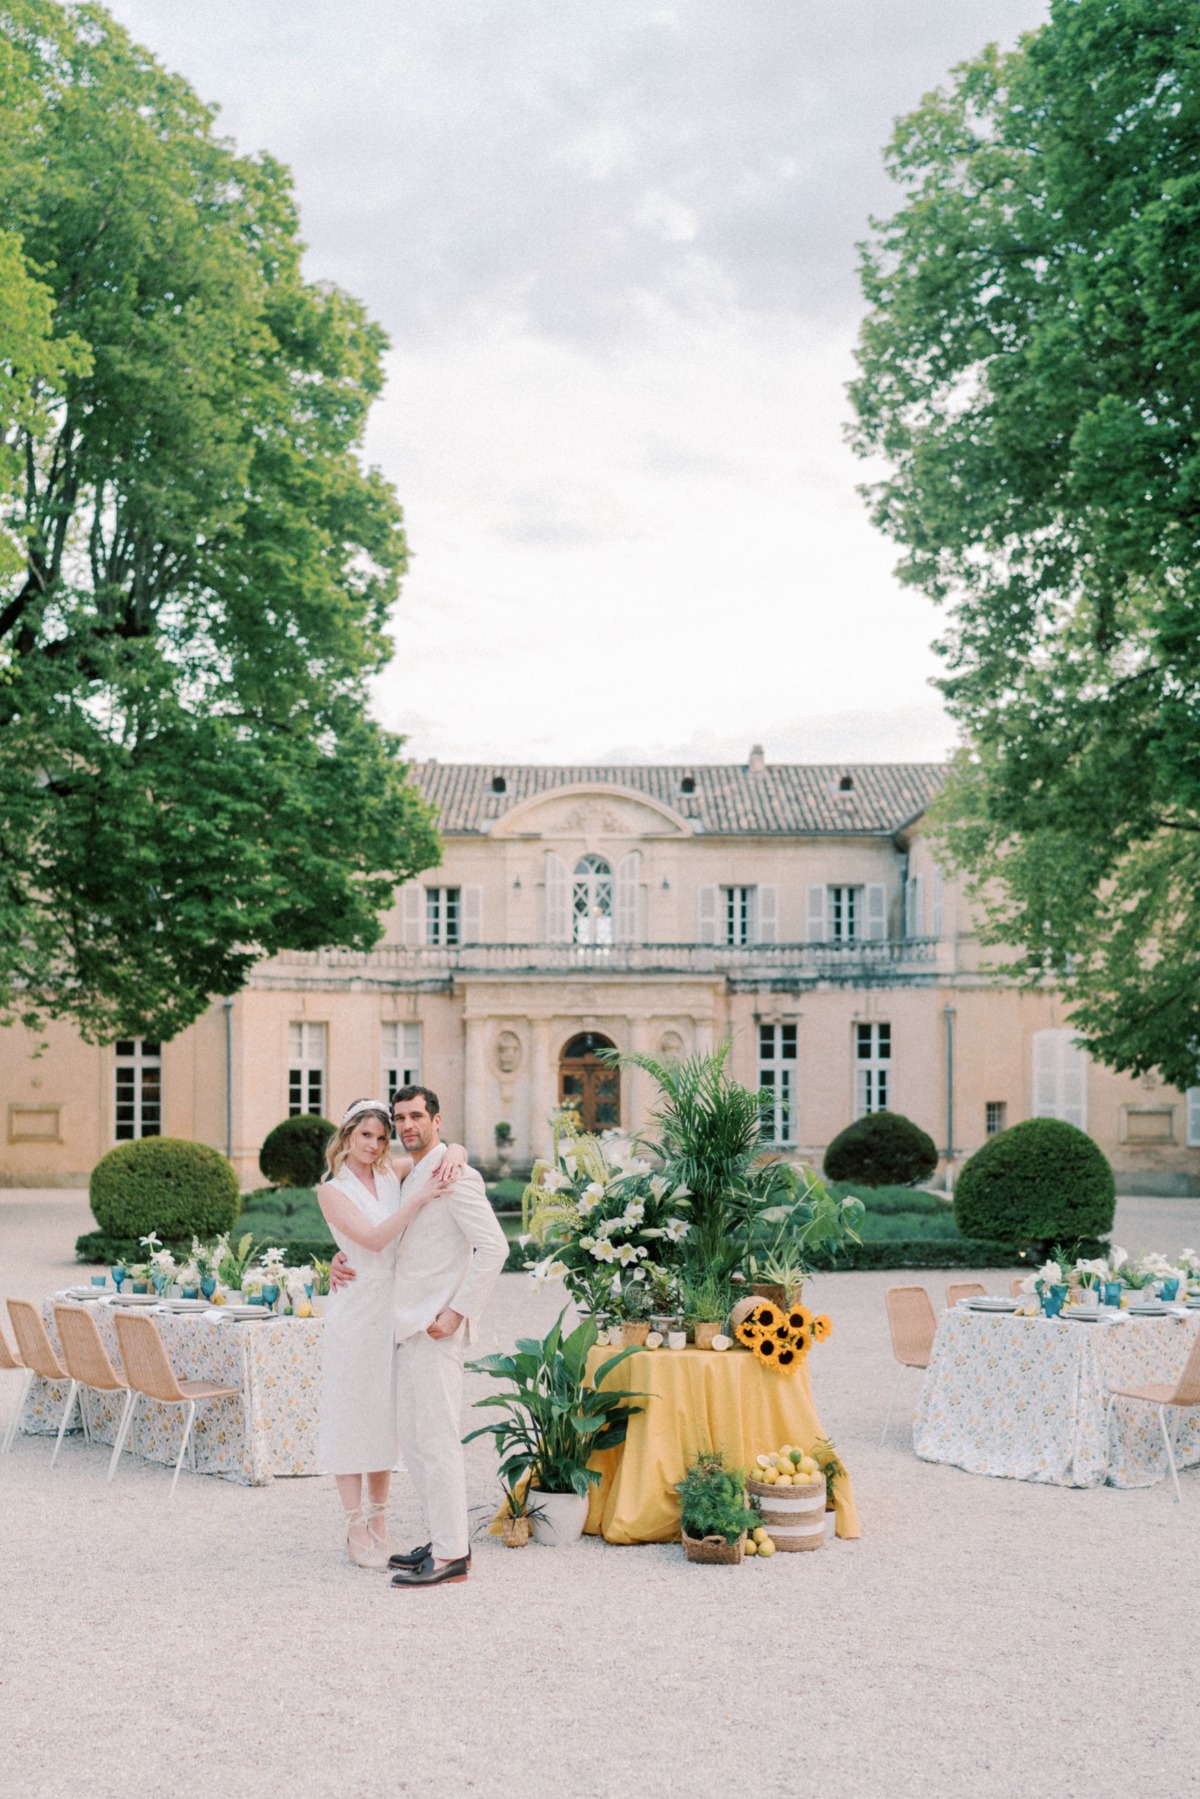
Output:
[620,1321,651,1346]
[501,1516,531,1548]
[682,1528,746,1564]
[747,1476,825,1551]
[748,1281,790,1308]
[693,1321,721,1350]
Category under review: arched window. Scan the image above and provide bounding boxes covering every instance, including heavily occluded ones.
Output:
[559,1032,620,1130]
[572,855,613,944]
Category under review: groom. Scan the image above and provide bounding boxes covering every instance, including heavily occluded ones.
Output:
[333,1083,507,1587]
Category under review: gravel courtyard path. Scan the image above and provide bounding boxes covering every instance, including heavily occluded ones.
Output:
[1,1190,1197,1799]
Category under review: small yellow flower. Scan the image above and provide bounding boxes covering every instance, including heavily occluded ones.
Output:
[811,1314,832,1341]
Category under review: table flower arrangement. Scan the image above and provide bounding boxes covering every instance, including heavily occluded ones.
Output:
[731,1296,832,1371]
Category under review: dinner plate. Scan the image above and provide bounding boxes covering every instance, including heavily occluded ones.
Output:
[110,1292,161,1306]
[964,1297,1019,1312]
[160,1298,211,1312]
[1063,1310,1102,1322]
[1126,1304,1167,1317]
[211,1304,277,1320]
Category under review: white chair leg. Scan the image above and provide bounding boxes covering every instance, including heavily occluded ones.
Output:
[107,1390,138,1483]
[1159,1406,1181,1503]
[2,1369,34,1455]
[880,1365,904,1447]
[170,1400,196,1496]
[50,1380,80,1468]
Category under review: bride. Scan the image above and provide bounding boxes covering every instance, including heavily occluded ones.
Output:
[315,1097,467,1569]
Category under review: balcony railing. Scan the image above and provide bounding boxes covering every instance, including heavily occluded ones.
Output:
[259,938,940,982]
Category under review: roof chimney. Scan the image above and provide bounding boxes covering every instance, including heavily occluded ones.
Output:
[748,744,765,773]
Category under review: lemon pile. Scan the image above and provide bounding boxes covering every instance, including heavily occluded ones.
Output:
[744,1526,775,1558]
[753,1443,822,1486]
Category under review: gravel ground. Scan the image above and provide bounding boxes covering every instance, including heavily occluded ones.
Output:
[2,1190,1198,1799]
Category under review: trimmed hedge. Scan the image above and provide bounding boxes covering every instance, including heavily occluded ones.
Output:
[953,1117,1116,1246]
[89,1137,240,1241]
[259,1114,334,1187]
[824,1111,938,1187]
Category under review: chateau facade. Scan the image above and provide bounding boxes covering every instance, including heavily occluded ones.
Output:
[4,754,1199,1194]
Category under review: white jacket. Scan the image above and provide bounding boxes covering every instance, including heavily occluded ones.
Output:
[393,1145,508,1344]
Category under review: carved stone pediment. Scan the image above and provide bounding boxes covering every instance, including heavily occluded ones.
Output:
[491,784,691,841]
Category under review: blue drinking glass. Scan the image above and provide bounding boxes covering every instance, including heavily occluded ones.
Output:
[110,1265,126,1293]
[91,1274,106,1289]
[248,1294,263,1306]
[1103,1281,1122,1308]
[200,1277,216,1301]
[1161,1279,1180,1302]
[262,1282,280,1314]
[1042,1286,1066,1319]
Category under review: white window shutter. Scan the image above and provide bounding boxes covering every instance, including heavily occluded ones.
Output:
[865,884,887,941]
[1032,1030,1057,1118]
[615,852,641,943]
[1061,1034,1088,1130]
[805,885,827,943]
[932,870,943,940]
[697,885,718,945]
[757,885,778,944]
[400,883,424,946]
[544,852,571,943]
[460,884,483,944]
[1187,1088,1200,1147]
[1032,1028,1088,1131]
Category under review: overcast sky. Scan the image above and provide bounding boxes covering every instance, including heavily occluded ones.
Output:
[110,0,1047,767]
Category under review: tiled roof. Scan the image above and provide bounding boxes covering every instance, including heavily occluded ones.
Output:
[411,760,946,837]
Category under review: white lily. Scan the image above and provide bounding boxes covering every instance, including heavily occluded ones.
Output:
[648,1175,669,1201]
[665,1217,690,1242]
[591,1239,617,1263]
[622,1201,646,1228]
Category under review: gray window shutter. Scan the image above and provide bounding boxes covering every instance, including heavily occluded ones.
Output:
[615,852,641,943]
[1187,1088,1200,1148]
[460,884,483,944]
[932,870,943,939]
[905,875,924,938]
[756,885,778,944]
[697,885,718,945]
[544,852,571,943]
[865,884,887,941]
[805,885,827,943]
[400,883,424,946]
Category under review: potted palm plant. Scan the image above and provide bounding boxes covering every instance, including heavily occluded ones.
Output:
[466,1312,645,1547]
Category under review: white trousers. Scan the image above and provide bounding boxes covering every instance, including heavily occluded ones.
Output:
[394,1330,468,1561]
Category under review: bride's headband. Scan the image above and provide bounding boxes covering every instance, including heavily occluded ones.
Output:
[341,1098,390,1125]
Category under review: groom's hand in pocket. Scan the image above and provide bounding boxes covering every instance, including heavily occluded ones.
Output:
[427,1307,463,1340]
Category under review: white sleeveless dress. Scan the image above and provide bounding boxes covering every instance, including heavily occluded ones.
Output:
[316,1163,402,1475]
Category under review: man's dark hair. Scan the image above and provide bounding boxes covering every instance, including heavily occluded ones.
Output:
[393,1083,440,1118]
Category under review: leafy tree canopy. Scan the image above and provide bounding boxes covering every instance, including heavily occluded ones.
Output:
[0,0,439,1043]
[850,0,1200,1088]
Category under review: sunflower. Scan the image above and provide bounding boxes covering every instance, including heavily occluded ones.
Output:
[787,1306,812,1334]
[775,1345,797,1370]
[790,1326,812,1356]
[734,1319,761,1347]
[811,1314,832,1341]
[754,1336,778,1361]
[772,1322,792,1342]
[754,1305,779,1330]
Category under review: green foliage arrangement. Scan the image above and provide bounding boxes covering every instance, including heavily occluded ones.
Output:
[258,1117,335,1189]
[953,1119,1116,1248]
[674,1451,755,1545]
[89,1138,239,1241]
[823,1112,938,1188]
[465,1311,645,1499]
[0,0,440,1042]
[850,0,1200,1088]
[680,1270,733,1328]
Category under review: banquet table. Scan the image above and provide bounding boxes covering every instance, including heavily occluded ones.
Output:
[583,1343,860,1543]
[913,1306,1200,1489]
[21,1298,324,1485]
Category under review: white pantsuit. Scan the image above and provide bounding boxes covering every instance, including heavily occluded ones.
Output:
[394,1145,508,1560]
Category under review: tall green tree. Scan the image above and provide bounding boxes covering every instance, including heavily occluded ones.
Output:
[0,1,439,1042]
[850,0,1200,1089]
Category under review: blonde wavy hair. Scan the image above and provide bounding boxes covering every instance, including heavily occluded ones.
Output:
[324,1100,394,1180]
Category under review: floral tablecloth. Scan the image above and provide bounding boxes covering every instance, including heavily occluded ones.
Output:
[913,1308,1200,1489]
[21,1299,325,1485]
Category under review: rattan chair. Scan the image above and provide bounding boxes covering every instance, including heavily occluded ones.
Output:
[6,1299,74,1458]
[0,1318,26,1455]
[52,1304,130,1470]
[1105,1328,1200,1503]
[1011,1278,1026,1298]
[881,1285,938,1447]
[947,1281,986,1310]
[111,1310,242,1495]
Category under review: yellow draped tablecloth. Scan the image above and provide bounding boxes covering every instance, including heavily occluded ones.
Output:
[22,1299,324,1485]
[583,1344,859,1543]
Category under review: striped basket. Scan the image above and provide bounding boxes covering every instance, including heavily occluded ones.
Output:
[747,1476,826,1552]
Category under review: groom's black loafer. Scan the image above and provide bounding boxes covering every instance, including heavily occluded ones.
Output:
[388,1543,471,1572]
[390,1555,469,1587]
[388,1542,432,1570]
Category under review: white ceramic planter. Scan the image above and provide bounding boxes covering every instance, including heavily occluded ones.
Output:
[530,1491,588,1547]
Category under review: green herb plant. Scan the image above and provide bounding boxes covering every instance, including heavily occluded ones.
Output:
[675,1450,755,1545]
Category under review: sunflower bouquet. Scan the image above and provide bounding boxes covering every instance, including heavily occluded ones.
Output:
[730,1296,832,1372]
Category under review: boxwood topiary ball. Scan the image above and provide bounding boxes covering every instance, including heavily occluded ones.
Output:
[89,1138,240,1241]
[953,1117,1115,1245]
[258,1114,335,1188]
[823,1111,938,1187]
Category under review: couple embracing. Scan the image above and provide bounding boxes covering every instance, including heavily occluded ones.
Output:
[314,1086,508,1587]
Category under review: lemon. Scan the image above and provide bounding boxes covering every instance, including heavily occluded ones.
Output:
[776,1472,793,1486]
[756,1453,772,1469]
[778,1444,794,1457]
[758,1538,777,1558]
[762,1467,778,1484]
[744,1538,758,1555]
[752,1526,768,1544]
